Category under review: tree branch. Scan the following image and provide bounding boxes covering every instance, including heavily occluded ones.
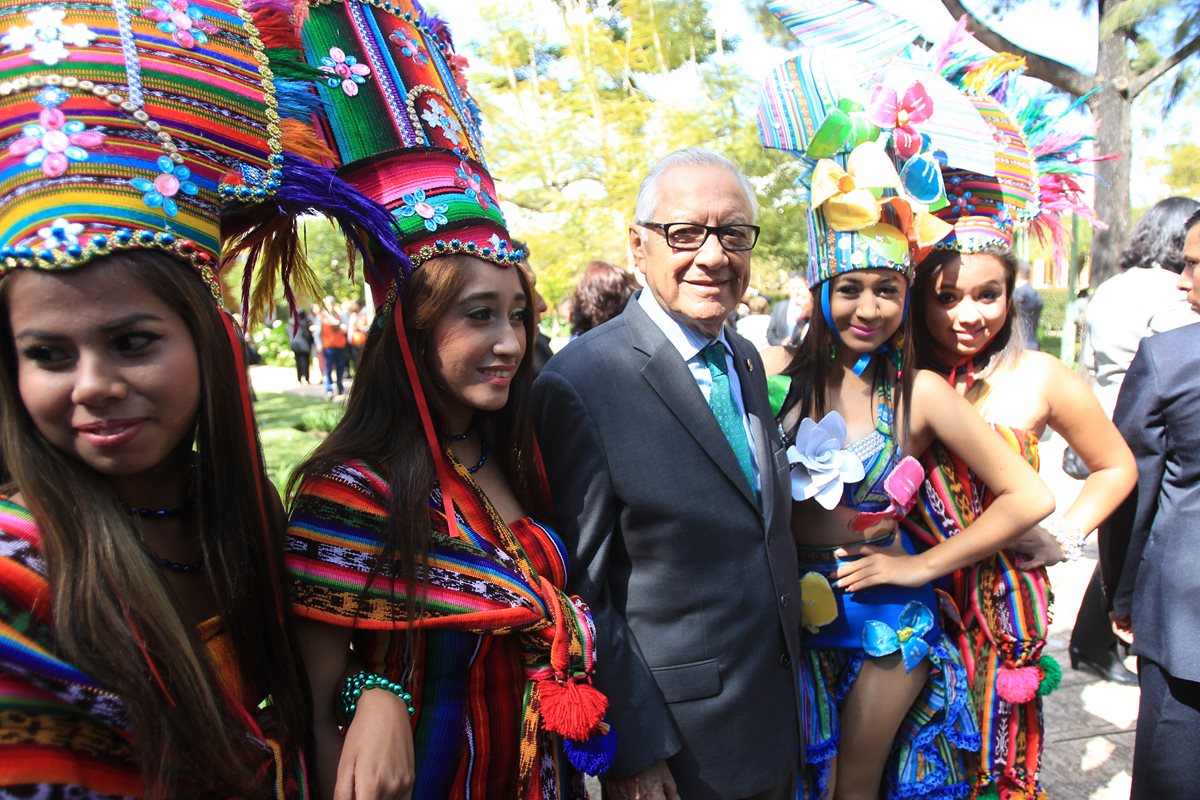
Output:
[937,0,1099,97]
[1129,33,1200,97]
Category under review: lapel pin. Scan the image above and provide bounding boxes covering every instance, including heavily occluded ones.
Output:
[746,358,754,373]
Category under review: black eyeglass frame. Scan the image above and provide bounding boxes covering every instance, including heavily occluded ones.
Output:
[637,220,761,252]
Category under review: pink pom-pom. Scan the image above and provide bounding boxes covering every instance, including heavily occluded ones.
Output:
[538,678,608,741]
[996,665,1041,704]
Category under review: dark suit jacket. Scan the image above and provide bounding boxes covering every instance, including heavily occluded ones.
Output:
[1100,322,1200,681]
[531,296,801,800]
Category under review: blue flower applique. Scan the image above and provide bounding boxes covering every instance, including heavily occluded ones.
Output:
[862,600,934,673]
[130,155,199,217]
[398,188,449,232]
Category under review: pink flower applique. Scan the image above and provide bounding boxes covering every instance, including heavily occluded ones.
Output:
[141,0,217,50]
[8,103,104,178]
[388,28,427,65]
[455,161,491,209]
[130,156,199,217]
[866,82,934,161]
[320,47,371,96]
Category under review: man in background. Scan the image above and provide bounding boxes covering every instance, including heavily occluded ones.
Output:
[766,271,811,346]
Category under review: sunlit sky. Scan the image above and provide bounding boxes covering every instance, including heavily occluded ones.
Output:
[431,1,1194,205]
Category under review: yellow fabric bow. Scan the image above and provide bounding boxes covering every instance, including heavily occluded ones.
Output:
[810,141,902,231]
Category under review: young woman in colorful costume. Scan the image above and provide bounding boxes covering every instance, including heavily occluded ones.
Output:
[280,3,609,798]
[0,0,353,792]
[756,9,1055,797]
[902,27,1137,800]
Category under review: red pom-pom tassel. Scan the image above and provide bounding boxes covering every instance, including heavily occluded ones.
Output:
[538,677,608,741]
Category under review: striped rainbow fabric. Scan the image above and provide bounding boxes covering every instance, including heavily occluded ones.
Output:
[0,499,308,798]
[902,426,1052,800]
[0,0,284,286]
[766,0,919,76]
[285,458,597,799]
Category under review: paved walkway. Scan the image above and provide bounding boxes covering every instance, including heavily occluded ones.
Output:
[250,365,1138,798]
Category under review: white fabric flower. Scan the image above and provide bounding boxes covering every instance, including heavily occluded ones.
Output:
[787,410,866,509]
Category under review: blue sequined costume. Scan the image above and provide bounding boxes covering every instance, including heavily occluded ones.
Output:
[793,377,980,800]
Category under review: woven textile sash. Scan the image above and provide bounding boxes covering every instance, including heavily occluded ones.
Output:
[285,457,602,795]
[702,341,756,493]
[0,499,305,799]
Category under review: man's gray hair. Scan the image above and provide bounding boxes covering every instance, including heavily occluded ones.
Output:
[634,147,758,224]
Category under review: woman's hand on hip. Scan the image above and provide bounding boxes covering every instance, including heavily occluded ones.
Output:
[334,688,415,800]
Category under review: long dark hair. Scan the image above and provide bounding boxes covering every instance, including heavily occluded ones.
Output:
[0,252,309,797]
[288,254,545,618]
[778,273,916,449]
[1120,196,1200,274]
[910,246,1024,380]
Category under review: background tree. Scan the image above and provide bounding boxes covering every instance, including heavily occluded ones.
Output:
[463,0,807,306]
[935,0,1200,284]
[1151,143,1200,198]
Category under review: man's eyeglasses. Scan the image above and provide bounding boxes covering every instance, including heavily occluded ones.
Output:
[637,221,761,252]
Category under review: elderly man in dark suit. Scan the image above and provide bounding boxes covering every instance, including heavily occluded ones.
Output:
[1100,209,1200,799]
[532,148,801,800]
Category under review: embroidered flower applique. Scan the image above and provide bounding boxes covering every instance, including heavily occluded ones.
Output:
[787,410,865,509]
[865,81,934,161]
[130,155,199,217]
[388,28,427,65]
[38,217,84,249]
[487,233,509,254]
[8,97,104,178]
[1,6,97,66]
[454,161,491,209]
[319,47,371,96]
[420,97,464,146]
[142,0,217,50]
[398,189,448,232]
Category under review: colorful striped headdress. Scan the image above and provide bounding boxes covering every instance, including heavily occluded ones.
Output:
[299,0,521,313]
[0,0,405,317]
[755,1,1000,289]
[929,17,1112,261]
[0,0,290,297]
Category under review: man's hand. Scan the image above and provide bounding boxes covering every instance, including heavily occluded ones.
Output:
[604,761,678,800]
[1111,611,1134,646]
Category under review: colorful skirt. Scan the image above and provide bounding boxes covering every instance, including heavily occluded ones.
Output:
[797,533,980,799]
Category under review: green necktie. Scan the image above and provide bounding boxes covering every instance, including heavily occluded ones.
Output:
[702,341,756,492]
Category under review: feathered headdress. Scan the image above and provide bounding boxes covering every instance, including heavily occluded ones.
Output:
[930,16,1116,262]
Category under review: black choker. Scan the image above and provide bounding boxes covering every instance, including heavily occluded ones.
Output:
[467,438,487,474]
[444,427,474,441]
[153,552,203,574]
[125,503,187,519]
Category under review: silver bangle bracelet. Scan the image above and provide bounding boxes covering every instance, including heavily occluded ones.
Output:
[1045,518,1085,562]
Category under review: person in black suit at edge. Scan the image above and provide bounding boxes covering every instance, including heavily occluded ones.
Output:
[1101,207,1200,799]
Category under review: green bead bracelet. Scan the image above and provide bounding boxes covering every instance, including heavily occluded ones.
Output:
[337,670,415,726]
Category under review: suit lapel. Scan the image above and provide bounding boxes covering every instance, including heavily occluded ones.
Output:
[625,300,760,510]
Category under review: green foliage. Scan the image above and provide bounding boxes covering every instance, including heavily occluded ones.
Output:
[299,405,345,434]
[744,0,796,48]
[254,392,345,494]
[1036,288,1069,355]
[250,319,294,367]
[470,0,809,304]
[1152,142,1200,196]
